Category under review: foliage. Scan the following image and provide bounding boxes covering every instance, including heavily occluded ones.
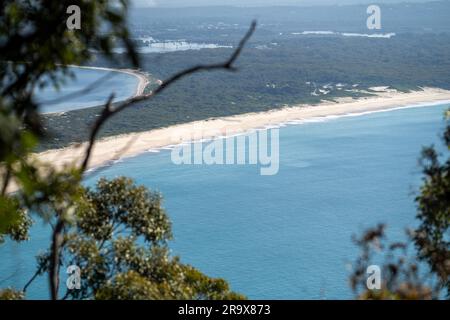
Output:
[350,224,435,300]
[0,0,138,248]
[1,0,447,301]
[0,196,31,244]
[414,112,450,294]
[0,288,25,300]
[33,177,244,300]
[351,111,450,299]
[0,1,244,300]
[42,33,450,150]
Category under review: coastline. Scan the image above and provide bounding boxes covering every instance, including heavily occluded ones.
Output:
[67,65,150,97]
[33,87,450,173]
[39,65,152,115]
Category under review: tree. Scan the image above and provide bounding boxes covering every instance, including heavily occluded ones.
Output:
[414,112,450,294]
[0,1,254,299]
[29,177,244,300]
[350,224,435,299]
[350,111,450,299]
[1,0,139,248]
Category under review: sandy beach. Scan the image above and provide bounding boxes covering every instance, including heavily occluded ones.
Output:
[33,87,450,173]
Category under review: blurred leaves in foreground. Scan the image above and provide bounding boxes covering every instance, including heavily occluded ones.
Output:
[0,0,244,300]
[351,112,450,299]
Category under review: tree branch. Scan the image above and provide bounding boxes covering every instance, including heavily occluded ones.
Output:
[1,167,11,196]
[23,266,43,293]
[49,218,64,300]
[79,21,256,173]
[80,94,115,172]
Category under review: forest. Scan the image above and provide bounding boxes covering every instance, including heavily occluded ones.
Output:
[41,32,450,150]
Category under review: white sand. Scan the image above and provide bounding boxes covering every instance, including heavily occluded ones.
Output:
[32,87,450,173]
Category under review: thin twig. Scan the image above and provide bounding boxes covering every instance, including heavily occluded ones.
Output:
[83,134,140,178]
[48,21,256,300]
[80,94,115,172]
[23,267,43,293]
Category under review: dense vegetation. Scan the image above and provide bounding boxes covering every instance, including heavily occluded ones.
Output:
[1,0,448,300]
[0,0,244,300]
[351,114,450,299]
[42,33,450,150]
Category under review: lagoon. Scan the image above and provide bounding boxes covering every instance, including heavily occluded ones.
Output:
[34,67,140,114]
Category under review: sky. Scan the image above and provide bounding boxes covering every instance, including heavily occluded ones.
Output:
[132,0,440,8]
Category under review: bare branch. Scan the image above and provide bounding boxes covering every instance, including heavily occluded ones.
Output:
[84,134,140,177]
[50,22,256,300]
[80,94,115,172]
[79,21,256,173]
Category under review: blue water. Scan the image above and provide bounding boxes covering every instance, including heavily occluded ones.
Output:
[0,103,448,299]
[34,68,139,113]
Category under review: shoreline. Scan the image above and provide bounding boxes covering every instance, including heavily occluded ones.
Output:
[70,65,150,97]
[40,65,151,115]
[34,87,450,173]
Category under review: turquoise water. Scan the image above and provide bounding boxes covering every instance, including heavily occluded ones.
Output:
[0,103,448,299]
[35,68,139,113]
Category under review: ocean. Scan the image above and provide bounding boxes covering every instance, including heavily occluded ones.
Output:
[0,103,448,299]
[35,67,139,114]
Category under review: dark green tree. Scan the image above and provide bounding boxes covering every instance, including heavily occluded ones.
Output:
[28,177,244,300]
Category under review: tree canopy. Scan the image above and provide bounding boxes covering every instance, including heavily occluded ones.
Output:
[0,0,247,300]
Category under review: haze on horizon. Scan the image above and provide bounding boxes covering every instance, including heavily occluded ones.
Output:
[132,0,445,8]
